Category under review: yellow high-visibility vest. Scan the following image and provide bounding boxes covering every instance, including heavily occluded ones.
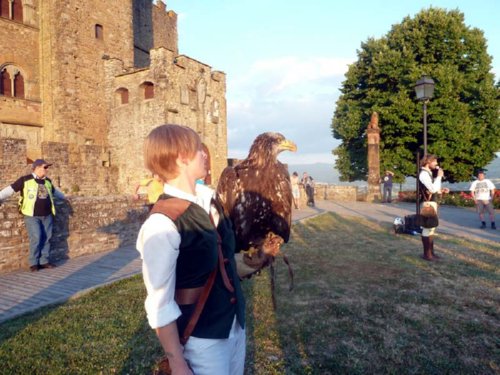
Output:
[19,178,56,216]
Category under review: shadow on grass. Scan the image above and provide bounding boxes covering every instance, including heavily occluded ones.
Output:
[243,212,500,374]
[1,211,498,374]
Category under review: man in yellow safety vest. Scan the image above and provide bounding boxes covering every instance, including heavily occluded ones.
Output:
[0,159,66,271]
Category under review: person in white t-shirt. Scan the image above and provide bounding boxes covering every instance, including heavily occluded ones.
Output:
[469,170,496,229]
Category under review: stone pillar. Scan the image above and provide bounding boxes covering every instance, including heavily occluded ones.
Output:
[366,112,381,202]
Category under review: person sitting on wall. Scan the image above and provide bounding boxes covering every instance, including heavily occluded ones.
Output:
[0,159,66,271]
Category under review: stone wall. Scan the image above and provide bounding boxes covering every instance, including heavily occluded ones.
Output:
[132,0,178,68]
[0,137,119,196]
[0,138,30,186]
[1,1,227,196]
[0,11,40,101]
[299,184,358,205]
[106,48,228,190]
[0,184,358,274]
[0,3,42,160]
[40,0,135,146]
[0,196,148,273]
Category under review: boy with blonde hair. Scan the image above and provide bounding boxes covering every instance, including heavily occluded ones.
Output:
[136,124,245,374]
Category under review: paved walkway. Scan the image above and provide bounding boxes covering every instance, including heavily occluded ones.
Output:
[1,201,498,323]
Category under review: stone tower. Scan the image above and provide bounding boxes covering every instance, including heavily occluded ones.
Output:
[366,112,381,202]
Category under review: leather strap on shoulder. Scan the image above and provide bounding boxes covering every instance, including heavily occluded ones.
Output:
[150,196,219,345]
[150,197,191,221]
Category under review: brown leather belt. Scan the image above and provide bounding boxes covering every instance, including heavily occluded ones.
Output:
[175,286,204,305]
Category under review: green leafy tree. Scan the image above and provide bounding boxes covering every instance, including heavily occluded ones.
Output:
[331,8,500,183]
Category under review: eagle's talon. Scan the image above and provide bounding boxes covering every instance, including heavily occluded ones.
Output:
[242,246,259,258]
[262,232,284,256]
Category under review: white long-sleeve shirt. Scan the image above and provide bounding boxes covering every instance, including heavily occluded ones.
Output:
[136,183,217,329]
[419,168,442,194]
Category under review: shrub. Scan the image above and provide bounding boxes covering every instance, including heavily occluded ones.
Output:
[398,190,499,209]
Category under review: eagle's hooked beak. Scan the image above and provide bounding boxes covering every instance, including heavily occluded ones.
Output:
[278,139,297,152]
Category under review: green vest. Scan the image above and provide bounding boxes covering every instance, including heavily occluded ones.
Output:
[157,195,245,339]
[20,178,56,216]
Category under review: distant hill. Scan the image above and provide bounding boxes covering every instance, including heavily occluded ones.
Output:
[288,155,500,188]
[287,163,341,184]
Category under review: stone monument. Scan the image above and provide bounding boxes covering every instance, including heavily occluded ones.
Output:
[366,112,381,202]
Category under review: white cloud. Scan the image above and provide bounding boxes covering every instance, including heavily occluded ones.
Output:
[225,55,352,164]
[250,56,353,93]
[229,56,353,99]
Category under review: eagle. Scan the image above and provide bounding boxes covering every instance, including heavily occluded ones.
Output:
[216,132,297,287]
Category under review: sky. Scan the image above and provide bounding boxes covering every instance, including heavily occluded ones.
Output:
[166,0,499,165]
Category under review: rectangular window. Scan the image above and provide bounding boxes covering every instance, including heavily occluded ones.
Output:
[14,73,24,98]
[0,0,9,18]
[0,70,11,97]
[12,0,22,22]
[144,84,154,99]
[95,24,103,40]
[121,90,129,104]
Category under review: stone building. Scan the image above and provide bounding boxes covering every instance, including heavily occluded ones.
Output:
[0,0,227,194]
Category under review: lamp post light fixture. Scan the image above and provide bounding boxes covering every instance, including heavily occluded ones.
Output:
[414,75,435,156]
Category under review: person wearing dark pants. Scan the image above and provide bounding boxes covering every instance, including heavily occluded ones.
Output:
[382,170,394,203]
[418,155,449,261]
[0,159,65,271]
[301,172,315,207]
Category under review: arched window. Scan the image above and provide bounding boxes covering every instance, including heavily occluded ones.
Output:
[12,0,22,22]
[142,82,154,99]
[14,72,24,98]
[1,66,26,98]
[0,69,11,97]
[115,88,129,105]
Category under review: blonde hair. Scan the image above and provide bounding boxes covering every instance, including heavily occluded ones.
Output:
[420,154,437,168]
[144,124,201,181]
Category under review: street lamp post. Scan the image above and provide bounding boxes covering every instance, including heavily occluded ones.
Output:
[414,75,435,156]
[414,75,435,218]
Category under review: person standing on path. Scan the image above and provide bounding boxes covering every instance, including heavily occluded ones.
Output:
[291,171,300,209]
[418,155,449,261]
[382,170,394,203]
[0,159,65,271]
[301,172,315,207]
[469,170,496,229]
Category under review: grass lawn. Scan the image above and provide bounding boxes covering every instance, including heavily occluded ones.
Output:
[0,212,499,374]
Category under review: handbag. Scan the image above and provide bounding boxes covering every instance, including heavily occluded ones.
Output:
[416,195,439,228]
[151,198,234,375]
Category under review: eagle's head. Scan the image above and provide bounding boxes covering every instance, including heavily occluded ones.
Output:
[247,132,297,165]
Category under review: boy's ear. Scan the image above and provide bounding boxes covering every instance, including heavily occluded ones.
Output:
[176,154,190,168]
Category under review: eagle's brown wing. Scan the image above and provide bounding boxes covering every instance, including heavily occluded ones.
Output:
[216,165,238,216]
[273,161,293,243]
